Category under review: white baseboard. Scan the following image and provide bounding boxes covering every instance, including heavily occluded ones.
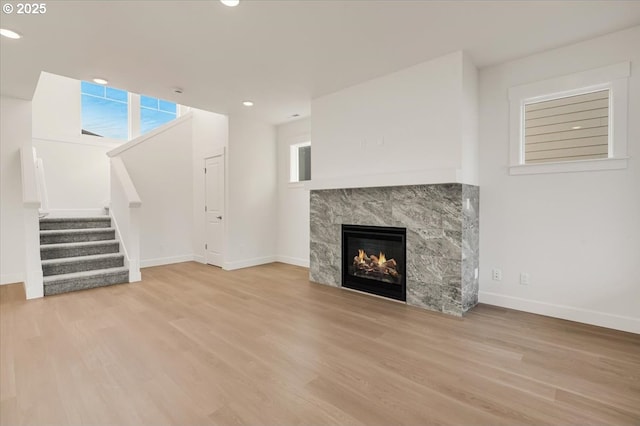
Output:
[479,291,640,334]
[224,256,277,271]
[1,273,24,285]
[193,255,205,264]
[48,208,106,218]
[140,254,195,268]
[276,255,310,268]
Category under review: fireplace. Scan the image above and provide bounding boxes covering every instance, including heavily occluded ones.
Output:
[342,224,406,301]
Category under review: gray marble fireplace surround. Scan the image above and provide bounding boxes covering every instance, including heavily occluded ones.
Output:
[310,184,479,316]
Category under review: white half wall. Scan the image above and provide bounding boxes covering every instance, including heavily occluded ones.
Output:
[226,116,277,269]
[116,118,195,265]
[276,118,311,267]
[478,26,640,333]
[311,50,478,189]
[32,139,110,212]
[1,96,31,285]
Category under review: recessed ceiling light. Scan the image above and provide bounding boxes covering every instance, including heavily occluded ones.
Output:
[93,78,108,85]
[243,101,254,107]
[571,126,582,130]
[220,0,240,7]
[0,29,22,39]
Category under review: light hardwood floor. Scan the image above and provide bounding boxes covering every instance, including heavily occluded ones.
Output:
[1,262,638,425]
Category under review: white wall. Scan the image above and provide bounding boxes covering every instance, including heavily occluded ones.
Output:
[191,109,229,263]
[311,50,478,189]
[1,96,31,284]
[32,72,81,140]
[461,52,479,185]
[226,116,277,269]
[478,26,640,333]
[117,118,195,267]
[32,139,110,213]
[31,72,117,214]
[276,118,311,267]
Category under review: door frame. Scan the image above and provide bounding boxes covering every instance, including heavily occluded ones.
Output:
[204,147,226,269]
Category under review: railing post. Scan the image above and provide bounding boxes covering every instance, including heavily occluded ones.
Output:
[109,157,142,283]
[20,146,44,299]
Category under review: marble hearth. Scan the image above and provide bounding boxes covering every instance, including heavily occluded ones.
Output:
[310,184,479,316]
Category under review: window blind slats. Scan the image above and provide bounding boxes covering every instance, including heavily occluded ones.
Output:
[525,107,608,128]
[524,90,609,112]
[525,126,608,144]
[526,145,608,162]
[525,98,609,120]
[524,89,609,164]
[525,118,607,136]
[527,153,608,163]
[525,135,608,153]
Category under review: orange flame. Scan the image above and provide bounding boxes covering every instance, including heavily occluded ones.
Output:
[378,252,386,265]
[358,249,366,263]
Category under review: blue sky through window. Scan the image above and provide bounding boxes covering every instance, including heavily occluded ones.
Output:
[81,81,128,139]
[141,95,177,135]
[81,81,178,140]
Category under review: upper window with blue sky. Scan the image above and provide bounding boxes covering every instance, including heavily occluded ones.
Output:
[81,81,178,141]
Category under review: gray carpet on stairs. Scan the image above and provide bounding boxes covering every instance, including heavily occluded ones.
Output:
[40,217,129,296]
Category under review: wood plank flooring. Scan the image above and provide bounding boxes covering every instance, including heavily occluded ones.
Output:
[1,261,639,425]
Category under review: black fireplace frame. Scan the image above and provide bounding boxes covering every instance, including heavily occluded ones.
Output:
[341,224,406,302]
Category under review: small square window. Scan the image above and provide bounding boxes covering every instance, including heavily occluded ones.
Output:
[508,62,629,175]
[290,142,311,182]
[524,89,609,164]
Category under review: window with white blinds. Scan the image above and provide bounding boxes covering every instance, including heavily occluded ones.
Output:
[524,89,609,164]
[508,61,629,175]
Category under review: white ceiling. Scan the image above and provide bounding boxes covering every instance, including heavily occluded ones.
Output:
[1,1,639,124]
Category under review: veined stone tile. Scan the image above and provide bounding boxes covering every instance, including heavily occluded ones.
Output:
[461,184,480,313]
[407,281,442,311]
[310,221,341,245]
[309,240,341,287]
[442,229,463,259]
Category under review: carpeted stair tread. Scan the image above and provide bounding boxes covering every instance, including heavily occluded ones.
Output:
[43,266,129,296]
[43,266,129,284]
[41,252,123,266]
[40,228,115,244]
[40,216,109,222]
[40,216,111,230]
[42,253,124,276]
[40,240,120,260]
[40,228,115,237]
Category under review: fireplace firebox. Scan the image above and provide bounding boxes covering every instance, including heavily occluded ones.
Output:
[342,225,406,301]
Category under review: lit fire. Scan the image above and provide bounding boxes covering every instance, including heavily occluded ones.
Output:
[357,249,387,265]
[352,249,400,283]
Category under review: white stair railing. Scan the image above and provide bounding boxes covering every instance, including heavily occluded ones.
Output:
[35,151,50,217]
[110,157,142,282]
[20,146,44,299]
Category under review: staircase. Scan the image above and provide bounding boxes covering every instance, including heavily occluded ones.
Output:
[39,217,129,296]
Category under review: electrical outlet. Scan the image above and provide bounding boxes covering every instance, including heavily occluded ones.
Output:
[492,268,502,281]
[520,272,531,285]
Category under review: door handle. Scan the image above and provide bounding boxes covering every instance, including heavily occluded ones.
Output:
[217,216,223,220]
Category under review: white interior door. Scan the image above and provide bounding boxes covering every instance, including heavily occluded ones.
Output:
[205,155,225,267]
